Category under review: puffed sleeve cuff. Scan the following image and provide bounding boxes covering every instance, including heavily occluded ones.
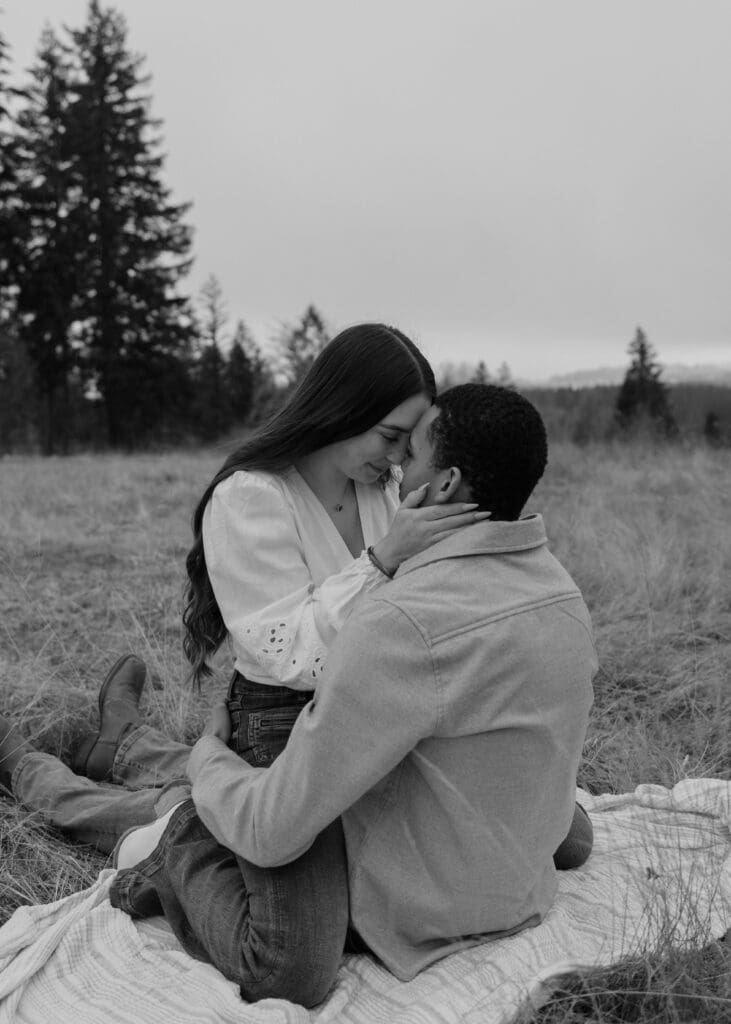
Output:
[317,550,394,632]
[230,550,391,691]
[351,548,390,590]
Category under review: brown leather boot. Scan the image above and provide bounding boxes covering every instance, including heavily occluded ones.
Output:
[72,654,147,782]
[0,716,36,795]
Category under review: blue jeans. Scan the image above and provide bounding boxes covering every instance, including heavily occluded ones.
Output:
[111,801,348,1005]
[11,751,188,854]
[109,677,352,1007]
[13,677,588,1004]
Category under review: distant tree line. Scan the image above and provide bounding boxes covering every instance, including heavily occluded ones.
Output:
[523,381,731,446]
[1,6,728,454]
[527,338,731,446]
[442,328,731,447]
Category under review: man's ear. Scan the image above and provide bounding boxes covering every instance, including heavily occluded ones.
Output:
[432,466,463,504]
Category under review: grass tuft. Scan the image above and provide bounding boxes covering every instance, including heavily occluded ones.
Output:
[522,939,731,1024]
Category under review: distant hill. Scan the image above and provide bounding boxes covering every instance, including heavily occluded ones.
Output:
[533,362,731,389]
[437,357,731,441]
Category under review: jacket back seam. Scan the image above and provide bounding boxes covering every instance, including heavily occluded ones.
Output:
[555,602,597,650]
[428,590,583,644]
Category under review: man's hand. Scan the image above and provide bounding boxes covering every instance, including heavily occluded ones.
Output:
[202,701,232,744]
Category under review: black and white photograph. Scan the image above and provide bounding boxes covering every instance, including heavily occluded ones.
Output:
[0,2,729,1022]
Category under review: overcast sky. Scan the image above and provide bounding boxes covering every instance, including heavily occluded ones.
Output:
[4,1,731,379]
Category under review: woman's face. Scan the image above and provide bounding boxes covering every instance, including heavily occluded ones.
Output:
[333,393,432,483]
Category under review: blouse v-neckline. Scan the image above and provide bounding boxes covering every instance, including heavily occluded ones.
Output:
[288,467,367,561]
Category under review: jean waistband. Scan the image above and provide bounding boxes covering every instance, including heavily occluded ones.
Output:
[228,672,313,707]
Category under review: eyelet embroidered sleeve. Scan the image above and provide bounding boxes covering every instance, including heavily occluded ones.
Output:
[202,472,386,691]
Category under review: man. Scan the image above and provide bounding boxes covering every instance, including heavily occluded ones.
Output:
[1,384,596,1004]
[120,384,595,983]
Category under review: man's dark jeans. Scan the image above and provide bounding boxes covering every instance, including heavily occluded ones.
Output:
[110,678,351,1007]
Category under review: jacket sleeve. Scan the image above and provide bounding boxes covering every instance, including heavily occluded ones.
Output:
[202,471,388,690]
[187,598,438,866]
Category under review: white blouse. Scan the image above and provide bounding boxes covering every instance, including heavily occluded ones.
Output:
[201,467,400,691]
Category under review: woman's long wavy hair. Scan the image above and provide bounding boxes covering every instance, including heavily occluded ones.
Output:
[183,323,435,686]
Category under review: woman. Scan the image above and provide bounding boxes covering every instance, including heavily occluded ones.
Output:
[0,324,496,1006]
[70,323,487,788]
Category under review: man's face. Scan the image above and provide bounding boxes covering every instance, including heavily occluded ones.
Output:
[398,406,442,502]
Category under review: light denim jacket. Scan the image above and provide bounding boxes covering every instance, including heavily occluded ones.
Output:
[188,514,597,980]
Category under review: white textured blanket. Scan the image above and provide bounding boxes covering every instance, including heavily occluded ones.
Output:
[1,779,729,1024]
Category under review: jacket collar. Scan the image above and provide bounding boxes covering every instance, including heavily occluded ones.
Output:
[395,514,548,579]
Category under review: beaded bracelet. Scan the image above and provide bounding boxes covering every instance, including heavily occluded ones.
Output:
[366,545,396,580]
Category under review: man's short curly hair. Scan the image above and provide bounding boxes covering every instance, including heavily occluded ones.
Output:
[429,384,547,520]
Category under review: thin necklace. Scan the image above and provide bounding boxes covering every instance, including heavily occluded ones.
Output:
[333,478,352,512]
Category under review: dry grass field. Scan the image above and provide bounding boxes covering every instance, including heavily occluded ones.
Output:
[1,441,730,1020]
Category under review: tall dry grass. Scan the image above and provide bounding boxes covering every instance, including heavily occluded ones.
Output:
[536,443,731,792]
[1,441,730,1019]
[1,451,225,910]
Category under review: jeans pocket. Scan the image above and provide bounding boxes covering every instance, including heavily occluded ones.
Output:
[229,704,304,767]
[249,706,303,766]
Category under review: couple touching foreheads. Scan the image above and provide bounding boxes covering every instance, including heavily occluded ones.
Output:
[0,324,596,1007]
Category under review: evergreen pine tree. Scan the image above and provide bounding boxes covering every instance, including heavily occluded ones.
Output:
[195,341,230,440]
[12,29,84,453]
[65,0,195,447]
[279,304,330,387]
[615,327,677,437]
[0,323,38,451]
[190,273,232,439]
[238,322,278,423]
[227,320,255,424]
[0,27,24,299]
[496,361,515,389]
[0,29,37,448]
[239,329,269,390]
[198,274,229,349]
[471,360,491,385]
